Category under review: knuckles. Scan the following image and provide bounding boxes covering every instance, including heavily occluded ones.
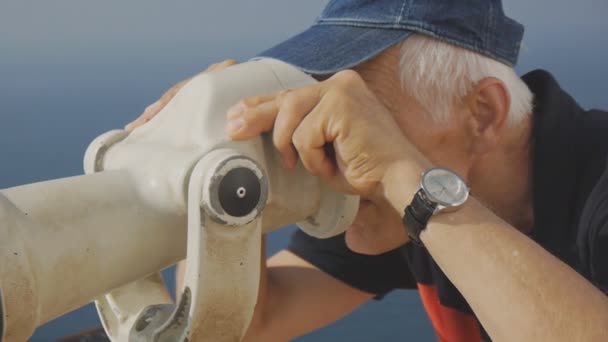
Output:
[330,69,366,91]
[291,128,306,151]
[207,59,237,71]
[277,90,299,111]
[322,70,370,112]
[272,130,291,152]
[240,96,266,107]
[220,59,238,66]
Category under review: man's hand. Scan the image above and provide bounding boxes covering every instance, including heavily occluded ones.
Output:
[226,70,429,202]
[125,59,238,131]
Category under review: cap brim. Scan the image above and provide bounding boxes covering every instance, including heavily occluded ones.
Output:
[256,24,412,76]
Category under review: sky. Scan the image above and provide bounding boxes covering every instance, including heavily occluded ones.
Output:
[1,1,607,340]
[1,0,607,111]
[1,0,606,188]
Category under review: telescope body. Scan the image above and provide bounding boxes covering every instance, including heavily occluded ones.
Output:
[0,59,358,341]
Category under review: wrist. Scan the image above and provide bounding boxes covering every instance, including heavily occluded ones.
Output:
[380,158,429,212]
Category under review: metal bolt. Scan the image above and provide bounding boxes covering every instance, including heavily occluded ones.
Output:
[236,187,246,198]
[218,167,261,217]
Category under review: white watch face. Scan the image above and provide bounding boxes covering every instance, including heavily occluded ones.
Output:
[421,168,469,207]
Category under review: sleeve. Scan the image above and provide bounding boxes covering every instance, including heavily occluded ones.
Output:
[287,229,417,298]
[590,219,608,294]
[577,110,608,294]
[578,163,608,295]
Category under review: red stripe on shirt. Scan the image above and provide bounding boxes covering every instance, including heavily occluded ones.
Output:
[417,283,482,342]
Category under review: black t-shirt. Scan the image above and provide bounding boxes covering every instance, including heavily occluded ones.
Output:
[287,70,608,341]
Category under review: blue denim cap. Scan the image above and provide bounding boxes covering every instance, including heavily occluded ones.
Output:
[257,0,524,75]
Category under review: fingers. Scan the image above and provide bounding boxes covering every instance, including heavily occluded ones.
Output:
[125,59,239,131]
[125,100,162,131]
[272,89,320,169]
[292,112,336,179]
[125,78,190,131]
[205,59,238,72]
[226,98,279,138]
[224,69,398,200]
[227,87,322,169]
[227,94,277,121]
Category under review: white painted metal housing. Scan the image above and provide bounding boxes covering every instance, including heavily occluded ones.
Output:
[0,59,359,342]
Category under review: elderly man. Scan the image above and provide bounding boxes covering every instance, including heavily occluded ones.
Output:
[120,0,608,341]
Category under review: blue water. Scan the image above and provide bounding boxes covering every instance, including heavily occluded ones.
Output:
[1,1,607,341]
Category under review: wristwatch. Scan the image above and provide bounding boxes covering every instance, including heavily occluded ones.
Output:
[403,167,469,245]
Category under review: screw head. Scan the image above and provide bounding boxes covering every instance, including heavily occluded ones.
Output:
[218,167,261,217]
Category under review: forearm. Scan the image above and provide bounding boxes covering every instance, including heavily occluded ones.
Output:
[243,244,374,341]
[385,169,608,342]
[381,157,608,341]
[424,199,608,341]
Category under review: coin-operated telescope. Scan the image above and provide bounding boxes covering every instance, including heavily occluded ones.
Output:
[0,59,359,341]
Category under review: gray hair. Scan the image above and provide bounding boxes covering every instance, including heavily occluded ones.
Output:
[399,34,533,126]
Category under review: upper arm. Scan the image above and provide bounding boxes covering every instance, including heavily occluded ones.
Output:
[245,230,415,341]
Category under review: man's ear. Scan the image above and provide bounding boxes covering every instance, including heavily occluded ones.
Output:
[465,77,510,154]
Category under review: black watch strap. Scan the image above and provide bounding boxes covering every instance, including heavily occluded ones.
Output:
[403,189,437,245]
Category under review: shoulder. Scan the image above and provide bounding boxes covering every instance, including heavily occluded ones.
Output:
[567,104,608,293]
[577,108,608,154]
[525,69,608,292]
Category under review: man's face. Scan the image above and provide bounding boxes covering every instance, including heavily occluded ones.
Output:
[344,51,472,255]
